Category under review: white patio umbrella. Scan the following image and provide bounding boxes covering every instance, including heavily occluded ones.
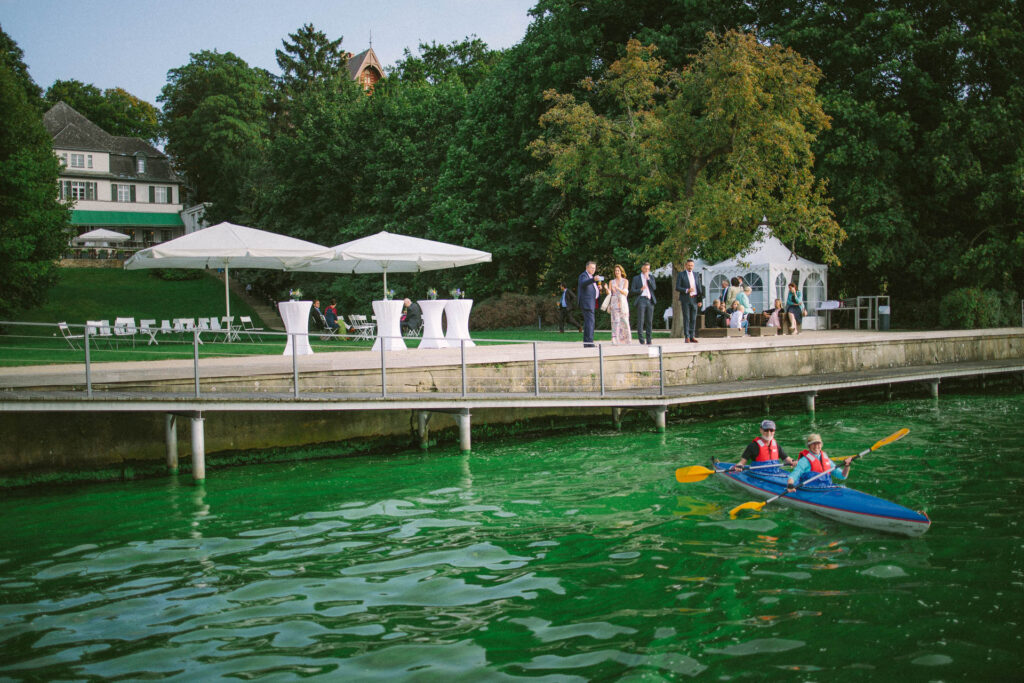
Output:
[123,221,335,324]
[75,228,131,245]
[291,230,492,296]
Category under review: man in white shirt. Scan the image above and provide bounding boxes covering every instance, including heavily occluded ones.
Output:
[674,259,705,343]
[629,262,657,344]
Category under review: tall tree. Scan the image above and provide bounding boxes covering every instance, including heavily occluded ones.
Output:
[0,60,70,317]
[531,34,844,335]
[0,25,43,106]
[761,0,1024,314]
[159,50,274,215]
[45,80,159,142]
[393,36,498,91]
[275,23,349,99]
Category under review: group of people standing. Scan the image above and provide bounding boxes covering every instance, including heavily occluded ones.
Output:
[569,259,808,346]
[573,260,662,347]
[571,258,704,347]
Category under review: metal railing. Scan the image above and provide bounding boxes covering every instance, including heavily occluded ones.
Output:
[0,321,667,400]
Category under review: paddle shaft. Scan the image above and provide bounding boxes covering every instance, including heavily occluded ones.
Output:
[762,466,835,506]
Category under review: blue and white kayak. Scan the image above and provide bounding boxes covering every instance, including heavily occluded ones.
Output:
[715,462,931,537]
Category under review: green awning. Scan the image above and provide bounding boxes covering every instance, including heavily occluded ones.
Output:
[71,210,184,227]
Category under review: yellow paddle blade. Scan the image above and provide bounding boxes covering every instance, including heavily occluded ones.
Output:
[675,465,716,482]
[871,428,909,451]
[728,500,767,518]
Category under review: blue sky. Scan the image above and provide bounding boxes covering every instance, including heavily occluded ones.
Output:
[1,0,537,107]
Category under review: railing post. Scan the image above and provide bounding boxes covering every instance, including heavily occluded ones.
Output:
[599,343,605,396]
[461,339,467,397]
[380,334,387,397]
[533,341,540,396]
[193,328,200,398]
[84,325,92,398]
[658,345,664,395]
[292,332,299,398]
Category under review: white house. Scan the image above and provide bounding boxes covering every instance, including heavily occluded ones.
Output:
[44,101,185,247]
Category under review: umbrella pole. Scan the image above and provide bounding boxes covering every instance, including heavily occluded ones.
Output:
[383,269,388,298]
[224,266,231,341]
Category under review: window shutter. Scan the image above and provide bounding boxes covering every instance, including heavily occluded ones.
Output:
[149,186,155,203]
[130,185,136,202]
[111,183,117,201]
[168,186,174,204]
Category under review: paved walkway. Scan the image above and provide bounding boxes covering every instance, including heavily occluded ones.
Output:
[0,328,1020,390]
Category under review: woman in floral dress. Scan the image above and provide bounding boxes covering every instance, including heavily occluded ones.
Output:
[609,264,632,345]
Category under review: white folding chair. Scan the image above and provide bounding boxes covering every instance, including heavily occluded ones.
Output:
[220,316,240,342]
[96,319,115,348]
[139,319,159,346]
[159,319,173,336]
[349,315,375,341]
[209,317,229,342]
[58,322,83,350]
[113,317,137,348]
[238,316,263,342]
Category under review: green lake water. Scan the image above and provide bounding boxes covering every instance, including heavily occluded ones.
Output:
[1,392,1022,680]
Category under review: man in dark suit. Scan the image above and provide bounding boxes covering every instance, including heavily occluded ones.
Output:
[577,261,602,348]
[401,298,422,335]
[675,258,705,343]
[556,283,581,333]
[630,261,657,344]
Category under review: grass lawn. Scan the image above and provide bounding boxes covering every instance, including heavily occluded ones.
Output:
[8,268,264,327]
[0,268,672,367]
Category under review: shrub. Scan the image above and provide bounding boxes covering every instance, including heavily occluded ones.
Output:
[938,287,1018,329]
[153,268,202,281]
[471,293,561,329]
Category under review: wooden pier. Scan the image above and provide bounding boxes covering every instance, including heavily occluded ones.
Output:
[1,329,1022,484]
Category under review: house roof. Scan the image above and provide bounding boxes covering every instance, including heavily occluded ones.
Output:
[347,48,383,81]
[44,102,179,183]
[44,101,114,150]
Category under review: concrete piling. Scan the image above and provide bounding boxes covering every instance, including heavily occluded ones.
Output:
[457,409,471,453]
[649,405,667,432]
[805,392,817,413]
[417,411,430,450]
[165,413,178,473]
[612,407,622,430]
[929,380,940,399]
[190,414,205,483]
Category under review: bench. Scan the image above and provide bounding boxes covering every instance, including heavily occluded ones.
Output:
[748,326,781,337]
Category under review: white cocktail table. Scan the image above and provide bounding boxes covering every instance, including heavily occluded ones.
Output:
[417,299,449,349]
[278,300,313,356]
[372,299,407,351]
[444,298,474,347]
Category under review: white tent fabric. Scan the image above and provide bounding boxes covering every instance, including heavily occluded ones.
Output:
[651,259,709,279]
[291,230,492,295]
[704,227,828,328]
[75,228,130,244]
[123,221,335,322]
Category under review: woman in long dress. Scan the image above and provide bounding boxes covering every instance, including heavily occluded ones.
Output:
[609,264,632,345]
[785,282,804,334]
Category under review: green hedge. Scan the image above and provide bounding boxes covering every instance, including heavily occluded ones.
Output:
[938,288,1019,329]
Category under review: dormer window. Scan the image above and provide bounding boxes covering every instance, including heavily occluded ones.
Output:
[136,154,146,174]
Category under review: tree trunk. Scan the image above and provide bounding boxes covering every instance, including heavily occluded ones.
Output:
[670,262,684,338]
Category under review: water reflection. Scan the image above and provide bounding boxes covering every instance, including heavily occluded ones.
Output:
[0,393,1020,679]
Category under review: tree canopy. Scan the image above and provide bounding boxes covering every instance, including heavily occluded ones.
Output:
[45,80,159,142]
[0,58,70,317]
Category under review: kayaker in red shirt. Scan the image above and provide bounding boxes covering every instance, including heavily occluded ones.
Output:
[787,433,851,491]
[730,420,796,473]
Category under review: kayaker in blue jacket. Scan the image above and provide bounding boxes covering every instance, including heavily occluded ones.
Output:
[787,433,851,491]
[730,420,796,473]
